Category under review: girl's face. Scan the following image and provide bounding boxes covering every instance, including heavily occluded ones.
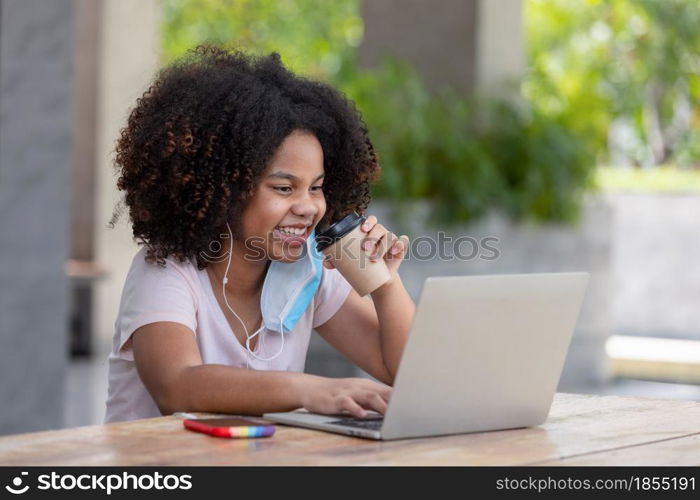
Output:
[238,129,327,263]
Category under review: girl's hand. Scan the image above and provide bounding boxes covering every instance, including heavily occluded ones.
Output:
[300,376,392,418]
[322,214,410,279]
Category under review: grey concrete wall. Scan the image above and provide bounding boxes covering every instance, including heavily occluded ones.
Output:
[606,193,700,341]
[0,0,74,434]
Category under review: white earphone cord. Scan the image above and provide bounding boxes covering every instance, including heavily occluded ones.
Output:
[224,224,285,367]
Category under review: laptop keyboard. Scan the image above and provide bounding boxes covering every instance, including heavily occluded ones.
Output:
[327,416,384,430]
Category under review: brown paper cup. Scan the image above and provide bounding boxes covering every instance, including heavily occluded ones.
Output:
[321,224,392,296]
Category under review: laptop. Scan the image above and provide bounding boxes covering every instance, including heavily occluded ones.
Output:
[263,272,590,440]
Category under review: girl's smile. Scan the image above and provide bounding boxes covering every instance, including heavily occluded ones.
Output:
[272,225,312,247]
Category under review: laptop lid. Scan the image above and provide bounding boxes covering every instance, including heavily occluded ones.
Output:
[379,272,589,440]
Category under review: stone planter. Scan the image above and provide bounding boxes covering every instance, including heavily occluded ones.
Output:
[308,194,613,390]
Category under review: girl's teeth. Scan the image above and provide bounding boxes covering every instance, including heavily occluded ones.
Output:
[277,226,305,235]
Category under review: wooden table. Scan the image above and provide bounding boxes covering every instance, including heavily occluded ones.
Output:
[1,393,699,466]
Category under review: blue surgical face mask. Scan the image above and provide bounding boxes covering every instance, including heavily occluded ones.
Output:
[223,223,323,365]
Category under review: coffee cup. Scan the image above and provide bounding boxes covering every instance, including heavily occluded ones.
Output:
[316,212,392,296]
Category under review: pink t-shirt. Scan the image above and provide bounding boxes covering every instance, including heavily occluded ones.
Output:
[104,246,352,423]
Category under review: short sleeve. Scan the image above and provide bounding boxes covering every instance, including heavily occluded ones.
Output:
[312,267,353,329]
[114,251,198,361]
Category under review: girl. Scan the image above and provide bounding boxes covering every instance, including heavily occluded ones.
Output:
[104,46,415,423]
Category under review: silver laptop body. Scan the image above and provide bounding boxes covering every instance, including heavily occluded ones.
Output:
[264,272,590,440]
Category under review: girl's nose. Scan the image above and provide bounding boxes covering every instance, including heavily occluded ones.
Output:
[291,193,320,218]
[291,202,317,220]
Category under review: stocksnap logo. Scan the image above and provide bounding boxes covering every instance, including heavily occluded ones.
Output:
[5,472,29,495]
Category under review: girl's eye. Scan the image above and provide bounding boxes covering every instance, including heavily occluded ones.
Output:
[273,186,323,193]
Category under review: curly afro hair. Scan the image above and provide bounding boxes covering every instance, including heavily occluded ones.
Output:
[111,45,380,269]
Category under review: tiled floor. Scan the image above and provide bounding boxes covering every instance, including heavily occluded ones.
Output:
[64,351,700,429]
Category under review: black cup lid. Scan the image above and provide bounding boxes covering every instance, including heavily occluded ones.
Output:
[315,211,366,252]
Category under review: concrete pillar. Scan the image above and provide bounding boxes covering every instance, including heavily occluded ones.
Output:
[0,0,74,434]
[358,0,523,97]
[93,0,161,355]
[474,0,524,97]
[71,0,102,262]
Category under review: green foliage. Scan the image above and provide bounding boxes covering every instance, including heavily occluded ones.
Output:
[341,57,596,226]
[161,0,363,80]
[160,0,597,226]
[524,0,700,167]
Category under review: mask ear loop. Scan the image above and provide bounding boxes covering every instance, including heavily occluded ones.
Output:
[223,223,285,366]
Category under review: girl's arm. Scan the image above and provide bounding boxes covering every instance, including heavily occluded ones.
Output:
[315,275,414,385]
[316,216,415,384]
[132,321,390,418]
[368,274,415,377]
